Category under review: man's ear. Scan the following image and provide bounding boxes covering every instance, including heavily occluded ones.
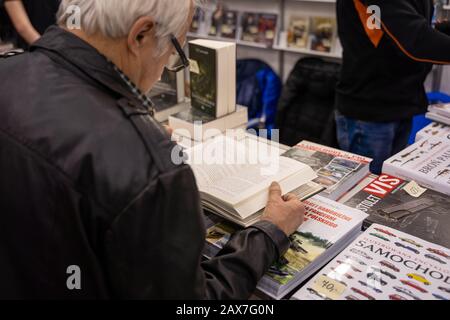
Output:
[127,16,156,54]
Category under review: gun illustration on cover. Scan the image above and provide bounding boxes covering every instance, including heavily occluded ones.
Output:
[377,198,435,221]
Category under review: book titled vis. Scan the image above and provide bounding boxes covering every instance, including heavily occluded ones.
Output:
[383,137,450,196]
[341,174,450,249]
[186,136,319,227]
[283,141,372,201]
[292,224,450,301]
[189,39,236,118]
[204,196,368,299]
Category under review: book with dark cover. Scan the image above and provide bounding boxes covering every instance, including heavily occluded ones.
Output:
[189,43,217,117]
[208,2,224,36]
[343,174,450,249]
[241,13,260,43]
[258,14,278,47]
[190,7,204,34]
[310,17,335,53]
[287,16,310,49]
[221,10,238,39]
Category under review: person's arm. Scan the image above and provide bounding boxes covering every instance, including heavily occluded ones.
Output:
[104,164,303,299]
[4,0,40,45]
[359,0,450,64]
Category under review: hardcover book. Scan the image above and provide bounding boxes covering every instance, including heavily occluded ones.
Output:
[208,2,224,37]
[204,196,368,299]
[383,137,450,196]
[221,10,238,39]
[241,13,260,43]
[293,224,450,300]
[282,141,372,200]
[258,14,278,47]
[287,16,310,49]
[309,17,335,53]
[342,174,450,248]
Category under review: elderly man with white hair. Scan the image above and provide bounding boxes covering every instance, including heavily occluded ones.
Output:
[0,0,305,299]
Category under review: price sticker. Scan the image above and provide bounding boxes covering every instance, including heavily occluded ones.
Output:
[311,275,347,300]
[403,181,427,198]
[189,59,200,74]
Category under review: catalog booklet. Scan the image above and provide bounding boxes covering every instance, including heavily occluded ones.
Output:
[416,122,450,142]
[283,141,372,200]
[241,13,260,43]
[292,224,450,300]
[187,136,317,227]
[204,195,368,299]
[342,174,450,249]
[383,137,450,196]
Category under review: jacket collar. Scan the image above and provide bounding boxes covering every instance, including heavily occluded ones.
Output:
[30,26,147,111]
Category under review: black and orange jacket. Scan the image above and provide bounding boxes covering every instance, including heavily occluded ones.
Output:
[336,0,450,122]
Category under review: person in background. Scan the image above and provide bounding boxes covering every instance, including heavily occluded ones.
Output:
[0,0,305,299]
[335,0,450,174]
[1,0,60,49]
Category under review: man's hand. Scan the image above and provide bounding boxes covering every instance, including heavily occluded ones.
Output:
[261,182,305,236]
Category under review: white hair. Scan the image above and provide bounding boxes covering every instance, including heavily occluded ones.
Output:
[57,0,201,55]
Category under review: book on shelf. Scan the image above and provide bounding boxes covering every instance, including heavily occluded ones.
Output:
[221,10,238,39]
[292,224,450,301]
[341,174,450,249]
[188,39,236,117]
[204,195,368,299]
[258,14,278,47]
[287,16,310,49]
[282,141,372,201]
[190,7,205,34]
[186,135,318,227]
[148,69,187,122]
[383,137,450,196]
[416,122,450,142]
[241,13,260,43]
[309,17,336,53]
[208,1,224,37]
[169,106,248,142]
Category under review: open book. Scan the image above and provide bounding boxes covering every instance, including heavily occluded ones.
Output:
[186,136,320,226]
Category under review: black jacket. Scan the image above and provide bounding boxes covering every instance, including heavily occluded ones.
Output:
[336,0,450,122]
[0,26,289,299]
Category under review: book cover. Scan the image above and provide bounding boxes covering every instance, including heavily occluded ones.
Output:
[189,43,217,117]
[343,174,450,248]
[257,14,278,47]
[383,137,450,196]
[416,122,450,142]
[287,16,309,49]
[310,17,335,53]
[282,141,372,200]
[190,7,204,34]
[208,2,224,37]
[221,10,238,39]
[241,13,260,43]
[293,224,450,300]
[203,196,367,299]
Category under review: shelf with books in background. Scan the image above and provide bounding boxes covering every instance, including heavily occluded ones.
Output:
[188,0,341,80]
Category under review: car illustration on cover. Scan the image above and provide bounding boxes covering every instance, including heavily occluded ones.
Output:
[345,295,360,300]
[374,228,397,237]
[351,287,376,300]
[400,280,428,293]
[349,248,373,260]
[432,293,448,300]
[424,254,447,265]
[366,273,388,286]
[438,286,450,293]
[306,287,332,300]
[369,267,397,280]
[358,280,383,293]
[369,233,390,242]
[394,242,420,254]
[380,260,400,272]
[427,248,450,259]
[389,294,407,300]
[399,237,423,248]
[407,273,431,286]
[393,286,421,300]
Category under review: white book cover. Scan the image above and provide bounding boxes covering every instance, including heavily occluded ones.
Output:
[204,195,368,299]
[383,137,450,196]
[429,103,450,119]
[292,224,450,301]
[415,122,450,142]
[426,112,450,126]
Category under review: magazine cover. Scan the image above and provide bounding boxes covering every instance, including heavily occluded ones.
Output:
[241,13,260,43]
[293,224,450,300]
[309,17,335,53]
[343,174,450,248]
[257,14,278,47]
[383,137,450,196]
[204,196,368,299]
[221,10,238,39]
[190,7,205,34]
[287,16,310,49]
[282,141,372,200]
[208,1,225,37]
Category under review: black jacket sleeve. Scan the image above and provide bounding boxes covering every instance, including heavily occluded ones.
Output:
[363,0,450,64]
[104,164,290,300]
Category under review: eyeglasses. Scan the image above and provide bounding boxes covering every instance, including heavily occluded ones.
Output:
[165,34,190,73]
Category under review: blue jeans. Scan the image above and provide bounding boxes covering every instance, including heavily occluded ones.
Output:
[335,112,413,174]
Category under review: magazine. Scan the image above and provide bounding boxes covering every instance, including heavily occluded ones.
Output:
[309,17,335,53]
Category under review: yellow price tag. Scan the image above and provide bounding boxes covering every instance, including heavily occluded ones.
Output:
[403,181,427,198]
[189,59,200,75]
[311,275,347,300]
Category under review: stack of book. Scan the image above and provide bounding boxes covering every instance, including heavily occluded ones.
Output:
[426,103,450,126]
[292,224,450,301]
[203,195,368,300]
